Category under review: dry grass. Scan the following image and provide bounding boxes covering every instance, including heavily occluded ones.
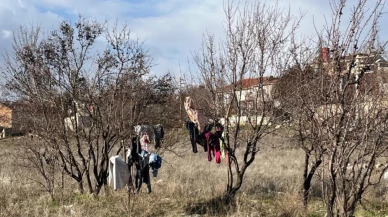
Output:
[1,132,388,217]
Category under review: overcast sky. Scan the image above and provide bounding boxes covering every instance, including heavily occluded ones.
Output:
[0,0,387,80]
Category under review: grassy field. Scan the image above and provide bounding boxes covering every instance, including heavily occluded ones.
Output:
[1,132,388,217]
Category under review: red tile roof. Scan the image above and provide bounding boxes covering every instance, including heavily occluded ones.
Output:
[241,78,258,89]
[218,76,278,92]
[240,77,278,89]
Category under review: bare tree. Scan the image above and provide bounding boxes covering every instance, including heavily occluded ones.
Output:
[275,0,388,216]
[317,1,388,216]
[193,0,302,203]
[274,39,330,208]
[1,17,175,196]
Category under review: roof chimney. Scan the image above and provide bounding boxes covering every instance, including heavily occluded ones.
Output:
[321,47,329,62]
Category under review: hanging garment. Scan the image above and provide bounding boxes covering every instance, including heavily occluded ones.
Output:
[134,125,154,142]
[149,153,162,170]
[140,133,150,152]
[214,122,224,137]
[149,153,162,177]
[130,136,141,163]
[215,123,226,159]
[203,122,214,133]
[220,132,226,159]
[108,155,131,190]
[153,124,164,139]
[186,120,199,153]
[184,97,209,133]
[136,150,152,193]
[205,132,221,164]
[126,148,132,163]
[196,132,207,152]
[135,163,151,193]
[153,124,164,149]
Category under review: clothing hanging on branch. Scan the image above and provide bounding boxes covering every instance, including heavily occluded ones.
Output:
[183,96,227,164]
[108,155,131,190]
[184,96,209,133]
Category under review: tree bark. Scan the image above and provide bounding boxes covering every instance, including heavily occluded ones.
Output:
[303,155,322,207]
[78,180,84,194]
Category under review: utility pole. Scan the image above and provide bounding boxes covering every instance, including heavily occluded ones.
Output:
[179,77,185,119]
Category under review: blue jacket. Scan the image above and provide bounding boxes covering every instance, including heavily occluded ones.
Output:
[149,153,162,170]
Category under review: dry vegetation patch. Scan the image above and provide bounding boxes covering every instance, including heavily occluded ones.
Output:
[1,135,388,216]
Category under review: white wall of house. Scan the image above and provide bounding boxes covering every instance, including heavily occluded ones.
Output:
[348,54,388,74]
[235,85,275,103]
[227,115,270,126]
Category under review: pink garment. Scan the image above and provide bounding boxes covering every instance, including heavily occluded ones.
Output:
[140,133,150,151]
[215,148,221,164]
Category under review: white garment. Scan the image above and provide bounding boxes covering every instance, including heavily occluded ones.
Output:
[134,125,142,136]
[108,155,130,190]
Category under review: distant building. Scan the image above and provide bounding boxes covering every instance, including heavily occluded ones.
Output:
[0,102,24,138]
[302,47,388,98]
[217,76,278,126]
[218,76,278,106]
[236,76,278,103]
[312,47,388,75]
[0,103,12,138]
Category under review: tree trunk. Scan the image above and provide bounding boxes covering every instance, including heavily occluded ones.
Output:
[326,207,355,217]
[94,184,103,195]
[78,180,84,194]
[302,155,322,207]
[225,171,243,204]
[325,193,357,217]
[303,152,310,207]
[86,170,93,194]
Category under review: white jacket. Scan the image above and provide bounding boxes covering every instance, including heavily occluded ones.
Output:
[108,156,130,190]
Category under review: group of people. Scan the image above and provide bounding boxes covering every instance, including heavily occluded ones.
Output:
[108,124,164,193]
